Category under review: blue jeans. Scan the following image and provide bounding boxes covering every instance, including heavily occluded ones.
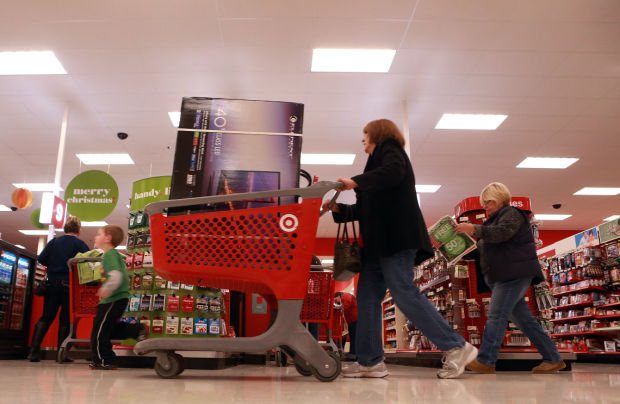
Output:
[356,249,466,366]
[477,275,562,367]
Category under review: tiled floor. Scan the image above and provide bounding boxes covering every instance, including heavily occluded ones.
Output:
[1,360,619,403]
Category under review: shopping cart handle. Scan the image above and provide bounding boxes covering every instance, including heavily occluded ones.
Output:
[66,256,102,271]
[144,180,344,216]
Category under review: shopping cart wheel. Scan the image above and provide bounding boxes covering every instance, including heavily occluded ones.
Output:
[154,352,184,378]
[57,347,67,363]
[310,350,341,382]
[294,358,313,376]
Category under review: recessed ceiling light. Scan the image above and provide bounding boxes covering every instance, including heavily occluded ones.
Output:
[76,154,134,165]
[534,214,572,221]
[603,215,620,222]
[81,221,108,227]
[435,114,508,130]
[0,204,11,212]
[168,112,180,127]
[311,49,396,73]
[301,154,355,165]
[19,229,62,235]
[517,157,579,169]
[574,187,620,196]
[12,183,63,192]
[0,50,67,75]
[416,185,441,193]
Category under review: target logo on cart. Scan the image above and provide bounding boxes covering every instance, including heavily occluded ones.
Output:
[279,214,299,233]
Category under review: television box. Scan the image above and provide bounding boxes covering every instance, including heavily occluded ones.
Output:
[170,97,303,209]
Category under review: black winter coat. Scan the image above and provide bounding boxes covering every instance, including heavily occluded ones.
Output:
[333,137,433,265]
[475,205,544,293]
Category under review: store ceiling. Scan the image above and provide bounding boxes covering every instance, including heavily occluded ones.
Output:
[1,0,619,253]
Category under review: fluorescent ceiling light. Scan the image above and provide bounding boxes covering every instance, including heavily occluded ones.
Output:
[301,153,355,165]
[311,49,396,73]
[76,154,134,165]
[15,245,26,249]
[517,157,579,169]
[416,185,441,193]
[168,112,180,127]
[603,215,620,222]
[81,221,108,227]
[115,245,127,250]
[12,183,63,192]
[574,187,620,196]
[534,214,572,221]
[19,230,54,236]
[0,204,11,212]
[0,51,67,75]
[435,114,507,130]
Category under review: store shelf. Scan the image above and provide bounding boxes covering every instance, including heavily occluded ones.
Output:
[383,315,396,321]
[550,315,595,323]
[419,275,451,293]
[385,326,396,331]
[385,304,395,311]
[382,296,393,304]
[552,286,607,297]
[554,300,596,310]
[551,331,614,338]
[386,338,397,342]
[593,327,620,333]
[595,314,620,319]
[596,302,620,309]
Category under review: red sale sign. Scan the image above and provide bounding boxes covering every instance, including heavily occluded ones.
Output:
[52,196,67,228]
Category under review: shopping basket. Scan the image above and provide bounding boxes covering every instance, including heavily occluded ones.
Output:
[134,181,342,381]
[57,257,105,363]
[300,270,340,351]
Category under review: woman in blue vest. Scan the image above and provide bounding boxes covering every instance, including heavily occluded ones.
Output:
[455,182,565,373]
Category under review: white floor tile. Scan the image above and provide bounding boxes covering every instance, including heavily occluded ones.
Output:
[0,360,618,403]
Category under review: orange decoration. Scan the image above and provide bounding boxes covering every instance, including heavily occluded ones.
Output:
[11,188,33,209]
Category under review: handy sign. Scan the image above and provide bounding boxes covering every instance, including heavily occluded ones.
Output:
[65,170,119,221]
[130,176,171,212]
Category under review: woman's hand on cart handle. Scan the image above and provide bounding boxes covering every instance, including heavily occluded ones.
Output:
[322,198,341,214]
[336,177,357,191]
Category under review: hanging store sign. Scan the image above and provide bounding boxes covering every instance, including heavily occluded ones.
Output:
[65,170,118,221]
[598,219,620,244]
[130,176,171,212]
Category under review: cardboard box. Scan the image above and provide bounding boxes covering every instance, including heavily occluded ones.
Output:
[170,98,304,208]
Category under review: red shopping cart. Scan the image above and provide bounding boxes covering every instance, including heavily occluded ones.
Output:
[57,257,104,363]
[134,181,342,381]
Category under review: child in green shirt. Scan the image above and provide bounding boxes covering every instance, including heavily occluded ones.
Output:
[90,225,142,370]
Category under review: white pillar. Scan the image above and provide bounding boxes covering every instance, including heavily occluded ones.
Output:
[401,99,411,158]
[48,107,69,242]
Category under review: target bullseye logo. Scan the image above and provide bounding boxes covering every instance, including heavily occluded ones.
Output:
[279,214,298,233]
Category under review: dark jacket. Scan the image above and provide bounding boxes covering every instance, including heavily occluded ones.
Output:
[38,235,90,281]
[333,137,433,265]
[474,205,543,292]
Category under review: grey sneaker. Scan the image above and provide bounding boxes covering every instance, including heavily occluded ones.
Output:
[342,361,389,378]
[437,342,478,379]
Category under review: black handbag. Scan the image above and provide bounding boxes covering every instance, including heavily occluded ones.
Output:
[333,206,362,281]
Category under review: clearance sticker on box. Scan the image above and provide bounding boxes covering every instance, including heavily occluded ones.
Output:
[428,216,477,265]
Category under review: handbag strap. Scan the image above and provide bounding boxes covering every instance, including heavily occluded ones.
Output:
[347,206,359,243]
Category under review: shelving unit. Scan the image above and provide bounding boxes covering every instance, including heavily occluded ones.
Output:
[541,225,620,355]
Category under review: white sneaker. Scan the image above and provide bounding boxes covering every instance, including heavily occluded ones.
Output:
[436,342,478,379]
[342,361,389,378]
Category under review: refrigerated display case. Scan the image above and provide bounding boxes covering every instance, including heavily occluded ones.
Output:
[0,240,37,358]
